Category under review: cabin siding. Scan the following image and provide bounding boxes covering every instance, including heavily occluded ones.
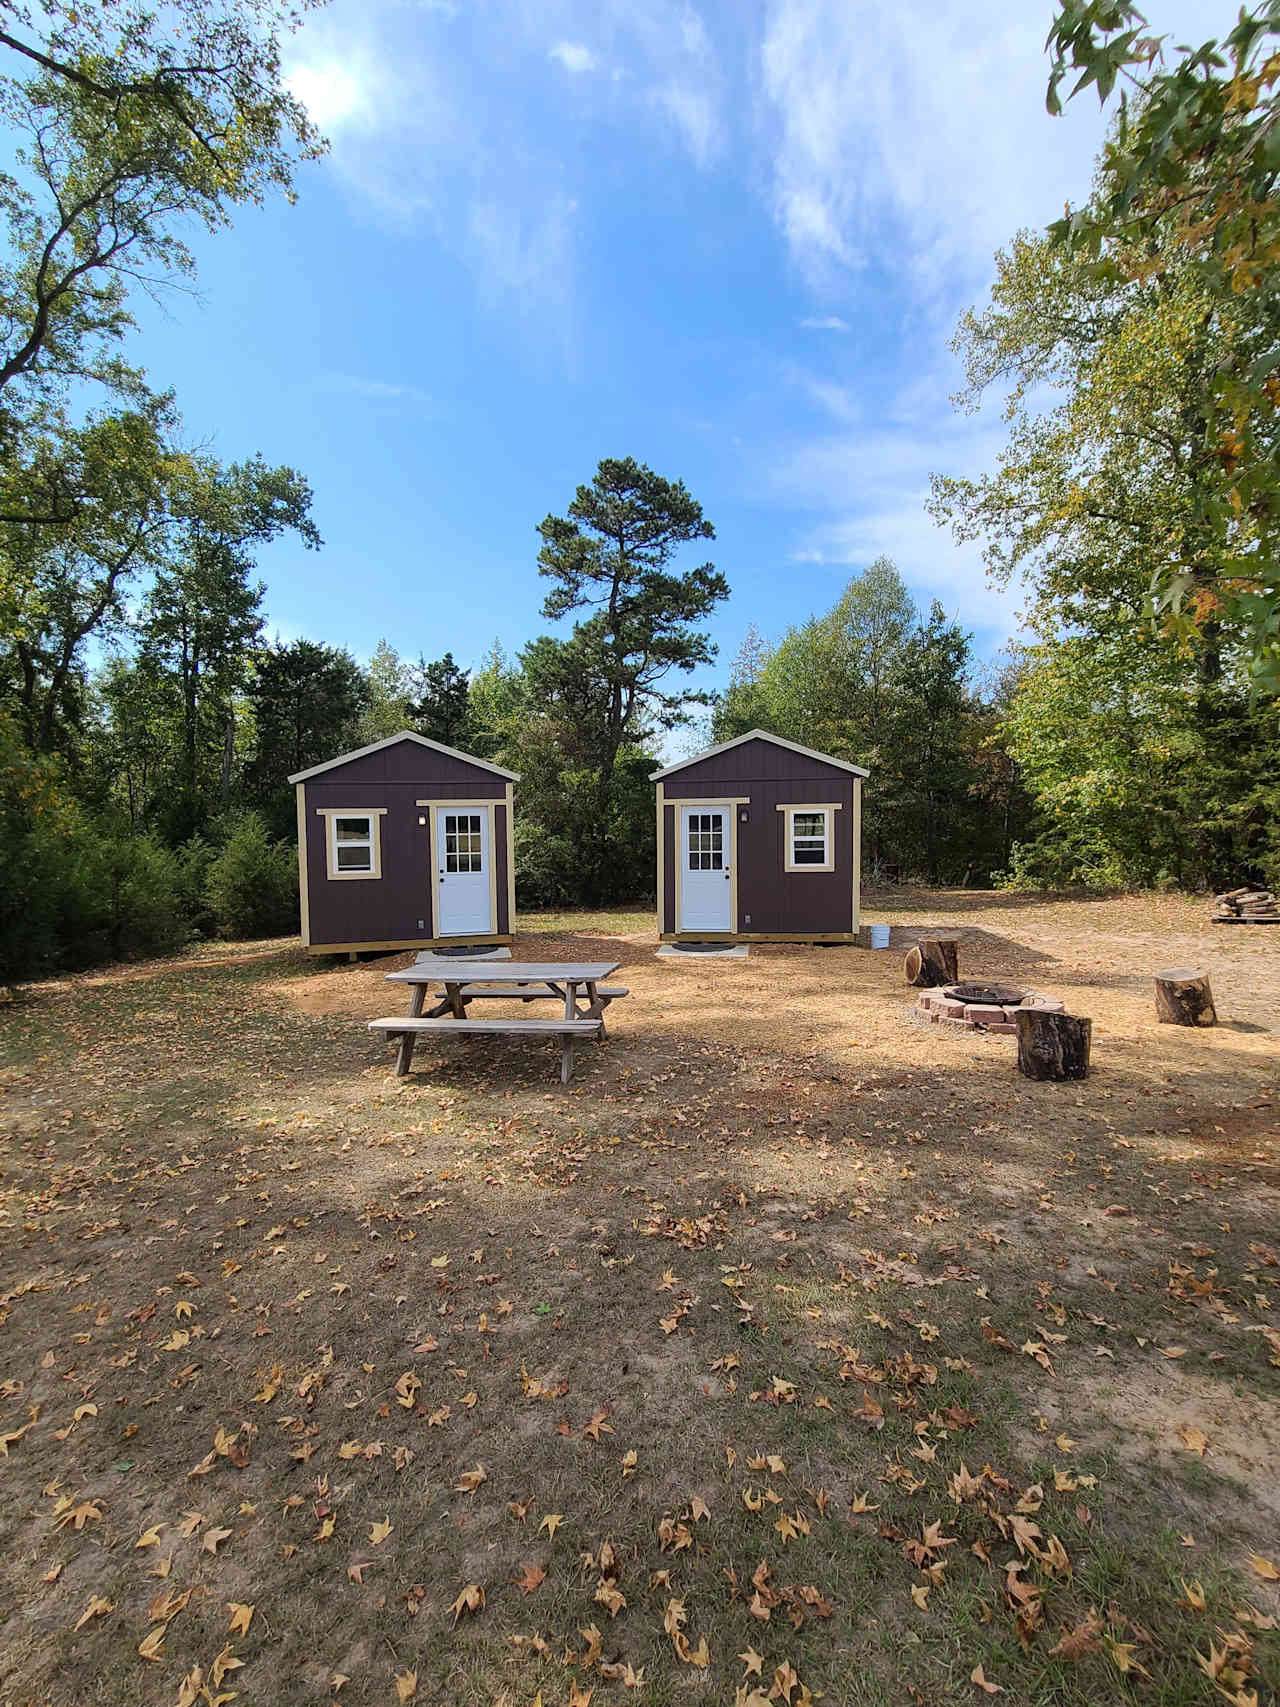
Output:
[300,747,512,951]
[658,736,860,939]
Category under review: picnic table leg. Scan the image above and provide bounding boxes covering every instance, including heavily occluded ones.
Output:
[583,979,606,1036]
[563,979,578,1022]
[394,982,428,1075]
[447,980,468,1020]
[560,1032,576,1084]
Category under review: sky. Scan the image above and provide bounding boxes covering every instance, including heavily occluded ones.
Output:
[129,0,1236,712]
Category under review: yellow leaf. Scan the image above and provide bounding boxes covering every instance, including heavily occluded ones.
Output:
[538,1513,563,1540]
[1248,1553,1280,1581]
[394,1668,418,1702]
[210,1645,243,1688]
[73,1595,113,1630]
[739,1647,765,1677]
[202,1526,233,1554]
[369,1517,393,1546]
[621,1449,638,1476]
[136,1524,165,1548]
[137,1626,166,1661]
[1177,1423,1209,1456]
[690,1495,710,1522]
[448,1583,484,1625]
[455,1464,486,1494]
[227,1603,254,1636]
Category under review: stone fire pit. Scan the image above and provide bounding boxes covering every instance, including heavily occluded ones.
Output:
[915,981,1064,1036]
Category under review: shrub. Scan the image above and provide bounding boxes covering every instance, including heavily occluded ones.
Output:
[175,834,218,938]
[85,826,191,963]
[205,814,298,939]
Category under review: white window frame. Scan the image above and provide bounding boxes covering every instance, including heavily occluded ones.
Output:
[778,802,840,874]
[316,807,386,880]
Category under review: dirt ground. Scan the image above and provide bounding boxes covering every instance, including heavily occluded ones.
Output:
[0,889,1276,1707]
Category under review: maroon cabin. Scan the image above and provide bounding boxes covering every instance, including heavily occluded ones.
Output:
[291,732,519,955]
[652,730,867,942]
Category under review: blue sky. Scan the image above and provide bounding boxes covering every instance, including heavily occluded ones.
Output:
[130,0,1235,715]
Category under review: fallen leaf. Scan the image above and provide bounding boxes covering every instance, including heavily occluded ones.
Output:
[369,1517,393,1546]
[514,1561,546,1595]
[202,1526,233,1554]
[1177,1424,1209,1456]
[227,1603,254,1636]
[455,1464,486,1494]
[73,1595,113,1630]
[539,1513,564,1540]
[970,1663,1003,1694]
[395,1669,418,1702]
[137,1626,166,1662]
[448,1583,484,1626]
[1248,1553,1280,1581]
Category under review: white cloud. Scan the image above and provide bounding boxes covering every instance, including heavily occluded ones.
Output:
[549,40,597,73]
[653,80,720,167]
[743,370,1023,643]
[799,315,849,331]
[758,0,1242,305]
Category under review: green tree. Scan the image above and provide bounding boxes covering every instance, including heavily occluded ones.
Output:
[353,638,412,745]
[931,214,1280,890]
[533,456,728,900]
[243,638,368,834]
[1044,3,1280,683]
[406,650,470,747]
[0,399,178,754]
[134,455,319,835]
[879,602,978,883]
[0,0,323,413]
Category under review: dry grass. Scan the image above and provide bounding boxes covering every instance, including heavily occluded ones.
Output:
[0,889,1277,1707]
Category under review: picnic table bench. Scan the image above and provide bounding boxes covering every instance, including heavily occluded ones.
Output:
[369,958,626,1083]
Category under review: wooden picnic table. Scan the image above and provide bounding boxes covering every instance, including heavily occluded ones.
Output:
[372,958,626,1082]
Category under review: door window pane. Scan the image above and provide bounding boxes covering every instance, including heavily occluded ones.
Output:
[687,812,723,871]
[445,813,483,874]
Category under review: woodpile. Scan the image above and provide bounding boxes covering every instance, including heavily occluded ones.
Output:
[1213,887,1279,923]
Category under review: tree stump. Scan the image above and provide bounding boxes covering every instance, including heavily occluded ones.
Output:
[904,938,959,988]
[1014,1009,1091,1080]
[1154,968,1216,1027]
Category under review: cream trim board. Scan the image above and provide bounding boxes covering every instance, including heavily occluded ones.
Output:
[780,803,836,874]
[428,802,497,938]
[289,729,519,784]
[662,796,750,807]
[673,801,738,934]
[296,783,310,946]
[650,728,869,781]
[504,783,516,934]
[655,780,665,933]
[316,806,386,880]
[851,776,862,930]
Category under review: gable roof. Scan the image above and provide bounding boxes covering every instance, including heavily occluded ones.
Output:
[288,730,519,785]
[649,728,869,782]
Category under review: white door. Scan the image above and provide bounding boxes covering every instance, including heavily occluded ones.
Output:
[678,806,732,932]
[435,808,493,936]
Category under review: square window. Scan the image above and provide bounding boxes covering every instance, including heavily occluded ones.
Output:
[784,806,833,872]
[323,811,380,879]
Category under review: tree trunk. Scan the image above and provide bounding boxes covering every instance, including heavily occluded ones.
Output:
[904,938,959,987]
[1154,968,1216,1027]
[1014,1009,1091,1081]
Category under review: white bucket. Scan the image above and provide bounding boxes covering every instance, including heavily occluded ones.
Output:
[868,924,891,949]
